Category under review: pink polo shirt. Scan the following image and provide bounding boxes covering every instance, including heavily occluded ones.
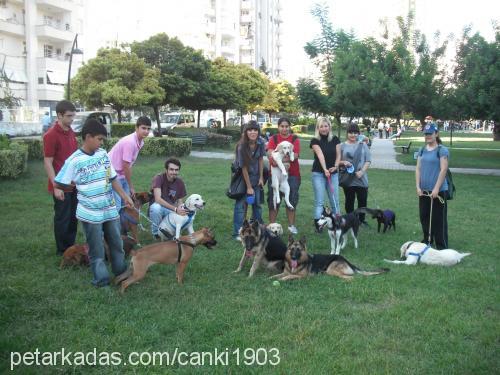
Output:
[109,131,144,178]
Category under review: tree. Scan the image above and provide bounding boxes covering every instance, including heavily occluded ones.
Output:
[259,58,269,76]
[296,78,329,116]
[0,72,22,108]
[71,48,164,122]
[131,33,211,130]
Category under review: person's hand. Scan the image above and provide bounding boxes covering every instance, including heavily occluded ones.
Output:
[123,195,134,209]
[258,178,264,187]
[247,187,255,196]
[176,206,187,216]
[344,161,352,168]
[53,187,64,201]
[431,188,439,199]
[323,168,331,178]
[416,187,423,197]
[355,170,364,179]
[129,186,135,196]
[328,166,338,173]
[268,156,277,167]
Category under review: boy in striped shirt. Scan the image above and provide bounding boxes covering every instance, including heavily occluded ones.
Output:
[55,119,133,287]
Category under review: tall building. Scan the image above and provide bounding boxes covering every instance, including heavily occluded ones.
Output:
[0,0,85,117]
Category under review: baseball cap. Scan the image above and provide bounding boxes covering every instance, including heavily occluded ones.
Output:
[425,115,433,120]
[245,120,259,131]
[423,124,438,134]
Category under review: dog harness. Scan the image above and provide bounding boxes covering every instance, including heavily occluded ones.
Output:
[408,244,431,263]
[162,207,196,232]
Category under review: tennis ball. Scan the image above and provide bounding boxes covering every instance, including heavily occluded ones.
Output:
[272,280,280,287]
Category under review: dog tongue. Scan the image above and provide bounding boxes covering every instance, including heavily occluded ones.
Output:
[291,260,297,270]
[245,250,253,257]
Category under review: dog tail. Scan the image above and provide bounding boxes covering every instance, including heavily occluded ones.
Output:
[355,207,380,217]
[354,267,390,276]
[459,252,472,260]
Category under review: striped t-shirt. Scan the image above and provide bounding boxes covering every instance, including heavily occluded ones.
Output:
[55,148,119,224]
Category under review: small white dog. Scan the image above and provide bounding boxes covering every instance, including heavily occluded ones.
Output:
[271,141,295,210]
[267,222,283,237]
[384,241,471,266]
[158,194,205,240]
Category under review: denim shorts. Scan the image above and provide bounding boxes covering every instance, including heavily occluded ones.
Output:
[267,175,300,209]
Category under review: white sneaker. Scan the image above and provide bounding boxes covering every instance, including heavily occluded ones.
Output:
[234,236,242,242]
[288,225,298,234]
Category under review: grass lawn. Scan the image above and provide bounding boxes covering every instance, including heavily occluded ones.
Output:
[394,131,500,169]
[1,156,499,374]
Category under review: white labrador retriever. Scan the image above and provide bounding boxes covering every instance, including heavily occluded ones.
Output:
[270,141,295,210]
[384,241,471,266]
[158,194,205,240]
[267,222,283,237]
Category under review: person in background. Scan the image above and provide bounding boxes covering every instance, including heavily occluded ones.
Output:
[42,112,52,133]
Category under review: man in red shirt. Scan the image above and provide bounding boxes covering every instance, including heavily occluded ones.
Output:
[267,117,301,234]
[43,100,78,255]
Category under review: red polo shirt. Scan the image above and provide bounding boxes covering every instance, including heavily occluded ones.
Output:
[266,133,301,177]
[43,121,78,192]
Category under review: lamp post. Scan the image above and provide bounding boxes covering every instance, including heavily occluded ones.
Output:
[67,33,83,101]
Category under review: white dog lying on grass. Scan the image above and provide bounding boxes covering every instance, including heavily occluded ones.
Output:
[384,241,471,266]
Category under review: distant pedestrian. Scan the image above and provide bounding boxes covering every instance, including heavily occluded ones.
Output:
[42,112,52,133]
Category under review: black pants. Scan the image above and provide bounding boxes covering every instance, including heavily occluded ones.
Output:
[419,192,448,249]
[53,191,78,255]
[343,186,368,222]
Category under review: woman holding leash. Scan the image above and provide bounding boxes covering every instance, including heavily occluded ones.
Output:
[310,117,341,232]
[416,121,449,249]
[339,123,371,225]
[232,121,266,241]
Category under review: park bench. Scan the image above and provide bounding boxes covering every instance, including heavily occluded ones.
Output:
[399,141,412,154]
[190,134,208,150]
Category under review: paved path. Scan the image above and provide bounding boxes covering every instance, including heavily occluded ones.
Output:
[191,138,500,176]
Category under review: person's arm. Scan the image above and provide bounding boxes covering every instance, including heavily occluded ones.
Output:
[416,157,422,196]
[333,143,341,171]
[311,144,330,177]
[112,179,133,208]
[432,156,448,198]
[355,161,370,179]
[267,138,276,167]
[122,161,134,195]
[258,156,264,186]
[242,165,254,195]
[43,156,64,201]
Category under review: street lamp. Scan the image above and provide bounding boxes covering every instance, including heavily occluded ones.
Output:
[67,33,83,101]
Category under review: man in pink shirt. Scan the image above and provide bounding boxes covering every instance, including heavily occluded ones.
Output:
[109,116,151,212]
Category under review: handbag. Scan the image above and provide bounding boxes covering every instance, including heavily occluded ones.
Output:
[226,163,246,200]
[339,143,363,188]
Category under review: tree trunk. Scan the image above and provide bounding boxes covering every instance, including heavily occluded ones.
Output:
[222,109,227,128]
[153,105,161,137]
[335,114,341,138]
[197,110,201,128]
[117,108,122,123]
[493,122,500,141]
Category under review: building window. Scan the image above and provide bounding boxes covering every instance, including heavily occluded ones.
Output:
[43,15,53,26]
[38,77,44,84]
[44,44,53,58]
[22,41,27,55]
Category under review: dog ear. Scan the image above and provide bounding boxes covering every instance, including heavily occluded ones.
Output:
[288,234,294,245]
[242,219,249,227]
[299,235,306,246]
[324,206,331,215]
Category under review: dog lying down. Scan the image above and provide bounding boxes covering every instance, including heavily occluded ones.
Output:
[158,194,205,241]
[271,235,389,281]
[384,241,471,266]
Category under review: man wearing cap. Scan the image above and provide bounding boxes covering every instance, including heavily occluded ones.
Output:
[415,121,450,249]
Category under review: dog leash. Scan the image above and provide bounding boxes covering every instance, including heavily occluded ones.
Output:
[326,175,339,215]
[421,192,444,245]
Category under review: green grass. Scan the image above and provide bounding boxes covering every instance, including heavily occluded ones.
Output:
[1,157,499,374]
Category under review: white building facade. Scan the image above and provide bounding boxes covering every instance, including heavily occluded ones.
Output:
[0,0,85,119]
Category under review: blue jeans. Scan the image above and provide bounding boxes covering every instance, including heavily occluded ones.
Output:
[81,219,126,287]
[149,202,175,236]
[112,177,129,213]
[312,172,340,219]
[233,186,263,237]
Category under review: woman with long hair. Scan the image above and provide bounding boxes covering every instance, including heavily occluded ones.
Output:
[310,117,341,232]
[416,121,449,248]
[232,121,265,240]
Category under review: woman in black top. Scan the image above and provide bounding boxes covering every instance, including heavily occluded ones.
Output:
[310,117,341,232]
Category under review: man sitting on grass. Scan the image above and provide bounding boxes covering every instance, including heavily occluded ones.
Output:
[55,119,133,288]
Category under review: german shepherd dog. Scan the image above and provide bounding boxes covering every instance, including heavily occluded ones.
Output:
[361,208,396,233]
[316,207,362,255]
[271,235,389,281]
[234,220,287,277]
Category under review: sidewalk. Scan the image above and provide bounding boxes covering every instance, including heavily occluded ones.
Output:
[191,139,500,176]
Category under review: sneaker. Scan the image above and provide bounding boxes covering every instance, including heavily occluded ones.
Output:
[288,225,298,235]
[234,236,242,242]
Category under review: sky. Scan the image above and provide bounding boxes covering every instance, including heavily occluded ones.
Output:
[84,0,499,84]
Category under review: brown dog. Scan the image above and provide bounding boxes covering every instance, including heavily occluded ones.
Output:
[115,228,217,293]
[120,191,151,243]
[60,244,89,269]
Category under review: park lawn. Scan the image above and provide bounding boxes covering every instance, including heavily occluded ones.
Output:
[1,156,498,374]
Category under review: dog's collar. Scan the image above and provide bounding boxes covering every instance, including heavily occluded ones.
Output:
[408,244,431,263]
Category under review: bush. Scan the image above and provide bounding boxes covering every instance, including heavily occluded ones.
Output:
[111,123,136,138]
[13,138,44,160]
[0,134,10,150]
[0,142,28,178]
[102,137,120,151]
[140,137,191,157]
[206,132,232,148]
[261,124,279,136]
[291,125,307,134]
[213,127,242,141]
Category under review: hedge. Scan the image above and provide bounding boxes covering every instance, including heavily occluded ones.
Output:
[140,137,191,157]
[13,138,44,160]
[0,142,28,178]
[213,127,242,141]
[111,123,136,138]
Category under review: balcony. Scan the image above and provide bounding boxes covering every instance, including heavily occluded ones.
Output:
[36,0,74,13]
[36,23,74,42]
[0,19,25,37]
[220,45,235,55]
[240,15,252,24]
[241,1,251,10]
[37,56,69,73]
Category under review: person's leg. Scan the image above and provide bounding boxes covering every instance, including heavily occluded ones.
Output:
[287,176,300,229]
[432,194,447,249]
[82,221,110,287]
[149,202,172,236]
[267,182,279,223]
[356,187,368,223]
[53,191,78,255]
[343,186,355,214]
[103,218,126,276]
[250,185,263,224]
[419,194,431,244]
[326,172,340,215]
[233,196,246,237]
[113,178,129,213]
[311,172,326,219]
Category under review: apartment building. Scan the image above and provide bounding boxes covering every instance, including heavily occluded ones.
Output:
[0,0,84,117]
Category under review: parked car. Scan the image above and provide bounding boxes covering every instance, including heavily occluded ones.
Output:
[153,112,195,135]
[71,111,113,136]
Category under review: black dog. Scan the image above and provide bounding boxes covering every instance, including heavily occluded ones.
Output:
[361,208,396,233]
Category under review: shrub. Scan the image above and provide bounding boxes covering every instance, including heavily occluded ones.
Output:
[213,127,242,141]
[206,132,232,148]
[140,137,191,157]
[13,138,44,160]
[111,123,136,138]
[291,125,307,134]
[0,134,10,150]
[102,137,120,151]
[0,142,28,178]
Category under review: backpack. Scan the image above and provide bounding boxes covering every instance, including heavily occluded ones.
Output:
[418,145,456,200]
